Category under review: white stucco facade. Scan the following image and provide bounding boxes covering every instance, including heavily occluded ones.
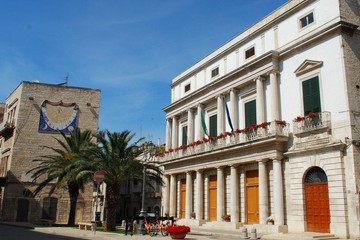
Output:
[160,0,360,239]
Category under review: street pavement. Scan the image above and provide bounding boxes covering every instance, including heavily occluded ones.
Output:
[0,221,356,240]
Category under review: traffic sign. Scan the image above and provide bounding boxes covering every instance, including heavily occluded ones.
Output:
[94,171,105,182]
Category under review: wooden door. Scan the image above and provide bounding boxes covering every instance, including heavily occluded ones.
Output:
[246,170,259,224]
[209,175,217,221]
[305,183,330,233]
[16,199,29,222]
[180,179,186,219]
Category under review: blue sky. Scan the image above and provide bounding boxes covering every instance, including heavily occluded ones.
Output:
[0,0,288,144]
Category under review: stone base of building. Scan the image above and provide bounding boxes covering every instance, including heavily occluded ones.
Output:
[250,224,288,236]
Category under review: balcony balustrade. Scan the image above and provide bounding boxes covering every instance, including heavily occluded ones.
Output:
[158,120,290,161]
[292,111,331,135]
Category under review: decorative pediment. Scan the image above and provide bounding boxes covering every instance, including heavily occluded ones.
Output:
[294,60,323,76]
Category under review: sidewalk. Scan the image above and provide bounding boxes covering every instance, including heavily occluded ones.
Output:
[0,221,356,240]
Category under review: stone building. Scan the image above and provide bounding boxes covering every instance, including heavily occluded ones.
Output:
[160,0,360,239]
[0,81,100,224]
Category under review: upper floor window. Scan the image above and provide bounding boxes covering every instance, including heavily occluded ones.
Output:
[184,84,191,93]
[302,76,321,115]
[245,100,257,128]
[245,47,255,60]
[299,12,314,29]
[182,125,188,146]
[209,114,217,137]
[211,67,219,78]
[0,156,9,177]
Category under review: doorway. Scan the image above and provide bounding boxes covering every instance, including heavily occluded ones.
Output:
[209,175,217,221]
[304,167,330,233]
[16,199,29,222]
[180,178,186,218]
[246,170,259,224]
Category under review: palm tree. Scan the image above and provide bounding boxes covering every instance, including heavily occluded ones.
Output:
[28,128,96,226]
[93,130,163,231]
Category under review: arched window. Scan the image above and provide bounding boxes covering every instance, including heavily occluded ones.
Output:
[304,166,327,183]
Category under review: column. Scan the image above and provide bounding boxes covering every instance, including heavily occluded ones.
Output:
[258,160,268,224]
[217,95,225,134]
[240,168,245,222]
[273,159,284,225]
[163,175,170,216]
[270,70,280,121]
[166,118,172,150]
[230,89,238,130]
[256,77,265,124]
[185,172,193,219]
[169,174,176,217]
[187,109,194,144]
[196,104,205,141]
[216,167,225,221]
[171,116,178,149]
[195,170,204,220]
[230,165,239,223]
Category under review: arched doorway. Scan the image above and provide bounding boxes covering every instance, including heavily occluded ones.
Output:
[304,167,330,233]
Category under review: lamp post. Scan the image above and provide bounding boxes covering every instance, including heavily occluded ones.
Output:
[131,141,156,235]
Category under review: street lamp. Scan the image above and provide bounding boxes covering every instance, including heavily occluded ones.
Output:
[131,141,156,235]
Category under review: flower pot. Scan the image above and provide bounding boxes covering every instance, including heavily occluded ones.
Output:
[169,232,187,239]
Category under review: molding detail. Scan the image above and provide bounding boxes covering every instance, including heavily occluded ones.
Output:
[294,60,323,76]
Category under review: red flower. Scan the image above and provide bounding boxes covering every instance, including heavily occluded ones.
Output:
[166,225,190,234]
[306,112,318,118]
[275,120,287,126]
[168,148,174,153]
[293,116,305,122]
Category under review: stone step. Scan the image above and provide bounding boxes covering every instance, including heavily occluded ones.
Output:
[312,234,339,240]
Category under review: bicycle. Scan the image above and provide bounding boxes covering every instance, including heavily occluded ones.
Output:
[144,218,159,237]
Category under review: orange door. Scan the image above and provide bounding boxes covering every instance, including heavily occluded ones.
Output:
[246,170,259,224]
[305,183,330,233]
[209,175,217,221]
[180,179,186,218]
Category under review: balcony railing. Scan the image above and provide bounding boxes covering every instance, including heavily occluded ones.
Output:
[158,121,290,161]
[292,111,331,135]
[0,120,15,137]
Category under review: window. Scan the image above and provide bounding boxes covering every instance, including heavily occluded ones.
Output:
[299,12,314,29]
[302,76,321,115]
[184,84,191,93]
[42,197,58,220]
[0,156,9,177]
[209,115,217,137]
[245,47,255,59]
[182,125,188,146]
[245,100,257,128]
[211,67,219,78]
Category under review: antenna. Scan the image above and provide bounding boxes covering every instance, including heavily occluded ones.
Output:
[58,73,69,86]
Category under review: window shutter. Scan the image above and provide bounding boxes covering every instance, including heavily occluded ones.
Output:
[209,115,217,137]
[303,76,321,115]
[182,126,188,146]
[245,100,257,128]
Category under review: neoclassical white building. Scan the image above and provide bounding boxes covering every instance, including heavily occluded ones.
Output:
[159,0,360,238]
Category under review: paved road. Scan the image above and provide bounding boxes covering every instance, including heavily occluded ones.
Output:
[0,224,227,240]
[0,224,89,240]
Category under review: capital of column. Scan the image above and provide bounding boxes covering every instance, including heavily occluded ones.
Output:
[257,159,269,164]
[229,88,238,94]
[253,76,265,82]
[197,103,205,109]
[172,115,179,120]
[267,69,279,76]
[187,108,195,113]
[215,94,224,100]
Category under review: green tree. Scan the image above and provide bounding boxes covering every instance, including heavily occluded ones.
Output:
[28,128,96,226]
[93,130,163,231]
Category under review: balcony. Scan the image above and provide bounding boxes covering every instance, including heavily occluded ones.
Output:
[158,121,290,161]
[292,111,331,135]
[0,120,15,138]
